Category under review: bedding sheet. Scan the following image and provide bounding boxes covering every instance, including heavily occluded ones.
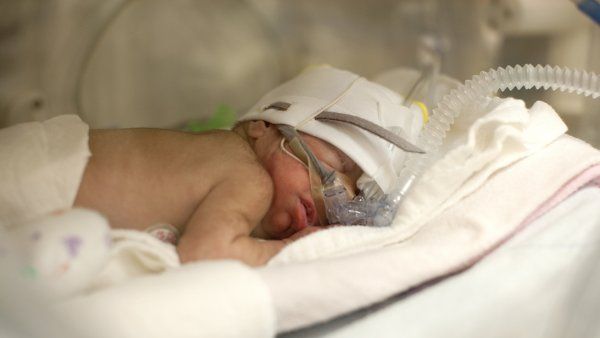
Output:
[284,186,600,338]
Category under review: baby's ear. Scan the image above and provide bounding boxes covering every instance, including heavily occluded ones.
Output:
[246,120,272,139]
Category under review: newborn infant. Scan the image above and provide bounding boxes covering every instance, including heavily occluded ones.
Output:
[75,66,425,266]
[74,121,361,266]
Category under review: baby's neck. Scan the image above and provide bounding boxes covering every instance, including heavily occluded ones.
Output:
[232,123,253,147]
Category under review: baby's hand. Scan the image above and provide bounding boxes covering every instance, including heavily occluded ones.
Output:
[178,226,321,266]
[283,226,321,244]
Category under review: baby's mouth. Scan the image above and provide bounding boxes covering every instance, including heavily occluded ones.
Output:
[280,198,318,238]
[300,198,317,227]
[293,201,308,232]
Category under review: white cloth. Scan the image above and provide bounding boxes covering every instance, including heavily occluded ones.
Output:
[1,216,276,338]
[2,209,111,300]
[263,136,600,332]
[0,115,90,229]
[57,261,276,338]
[312,186,600,338]
[88,229,180,291]
[259,98,600,332]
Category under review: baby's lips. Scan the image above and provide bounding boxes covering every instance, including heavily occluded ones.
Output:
[300,197,318,227]
[293,201,309,231]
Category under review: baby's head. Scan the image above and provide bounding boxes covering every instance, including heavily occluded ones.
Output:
[236,66,426,239]
[234,120,363,239]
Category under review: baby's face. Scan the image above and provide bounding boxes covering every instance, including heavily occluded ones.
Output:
[252,124,362,239]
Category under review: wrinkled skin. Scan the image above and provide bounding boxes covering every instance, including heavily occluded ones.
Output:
[245,121,363,239]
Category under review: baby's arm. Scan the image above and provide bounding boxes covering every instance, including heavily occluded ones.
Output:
[176,164,283,266]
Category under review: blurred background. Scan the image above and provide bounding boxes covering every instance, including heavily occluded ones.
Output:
[0,0,598,146]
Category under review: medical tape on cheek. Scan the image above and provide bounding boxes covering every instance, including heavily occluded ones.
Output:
[286,138,310,166]
[308,159,329,226]
[280,138,307,168]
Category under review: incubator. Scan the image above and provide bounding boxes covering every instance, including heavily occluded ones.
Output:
[1,2,600,338]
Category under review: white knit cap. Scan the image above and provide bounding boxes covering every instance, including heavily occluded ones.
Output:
[238,66,424,193]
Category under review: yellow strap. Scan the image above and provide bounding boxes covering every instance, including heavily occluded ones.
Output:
[412,100,429,125]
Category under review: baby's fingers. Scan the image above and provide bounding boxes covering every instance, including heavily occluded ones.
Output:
[284,226,321,243]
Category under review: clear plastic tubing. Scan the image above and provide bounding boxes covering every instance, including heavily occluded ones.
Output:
[380,64,600,225]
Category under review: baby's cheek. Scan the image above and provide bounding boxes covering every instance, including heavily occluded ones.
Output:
[272,166,303,184]
[267,211,292,237]
[269,152,309,182]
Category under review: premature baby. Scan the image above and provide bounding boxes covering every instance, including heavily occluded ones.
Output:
[74,121,361,266]
[75,66,425,266]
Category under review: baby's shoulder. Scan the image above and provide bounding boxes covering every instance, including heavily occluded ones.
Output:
[210,131,272,190]
[201,131,266,175]
[181,130,272,200]
[196,131,272,203]
[204,130,258,163]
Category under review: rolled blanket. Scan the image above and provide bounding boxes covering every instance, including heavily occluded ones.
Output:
[0,115,90,229]
[56,261,276,338]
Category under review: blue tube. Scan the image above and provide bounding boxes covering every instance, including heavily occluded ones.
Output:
[572,0,600,25]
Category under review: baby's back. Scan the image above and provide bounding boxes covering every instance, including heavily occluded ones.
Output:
[74,128,263,232]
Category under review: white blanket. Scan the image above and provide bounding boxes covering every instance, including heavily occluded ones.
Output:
[0,115,90,229]
[304,186,600,338]
[261,135,600,332]
[57,261,275,338]
[0,216,276,338]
